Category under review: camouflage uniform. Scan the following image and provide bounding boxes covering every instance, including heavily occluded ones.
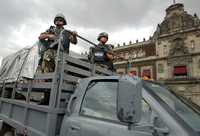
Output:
[41,27,77,73]
[91,32,115,71]
[95,43,115,71]
[42,49,57,73]
[39,14,77,73]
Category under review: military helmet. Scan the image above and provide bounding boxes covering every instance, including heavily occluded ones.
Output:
[97,32,109,41]
[54,13,67,25]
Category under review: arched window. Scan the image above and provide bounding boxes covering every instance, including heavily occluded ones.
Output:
[163,45,168,55]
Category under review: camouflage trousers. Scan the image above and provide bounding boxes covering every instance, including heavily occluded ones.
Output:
[41,49,57,73]
[96,63,109,69]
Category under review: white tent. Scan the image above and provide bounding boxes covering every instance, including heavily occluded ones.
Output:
[0,42,40,82]
[0,40,89,83]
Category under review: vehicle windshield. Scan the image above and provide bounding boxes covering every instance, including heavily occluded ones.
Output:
[144,81,200,131]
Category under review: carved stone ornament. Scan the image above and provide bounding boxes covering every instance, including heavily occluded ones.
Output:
[155,3,200,36]
[169,38,189,56]
[168,56,192,65]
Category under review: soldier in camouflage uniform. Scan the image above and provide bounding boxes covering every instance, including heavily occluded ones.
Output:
[38,13,77,73]
[91,32,115,71]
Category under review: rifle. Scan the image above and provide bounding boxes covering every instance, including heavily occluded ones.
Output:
[66,30,98,47]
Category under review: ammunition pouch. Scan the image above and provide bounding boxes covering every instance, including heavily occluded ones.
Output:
[90,47,107,63]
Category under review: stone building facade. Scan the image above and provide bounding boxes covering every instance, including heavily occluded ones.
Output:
[113,3,200,105]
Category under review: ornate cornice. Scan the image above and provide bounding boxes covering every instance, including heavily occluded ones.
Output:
[114,52,200,66]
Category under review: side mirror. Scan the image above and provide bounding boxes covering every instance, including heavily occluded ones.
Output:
[117,76,142,124]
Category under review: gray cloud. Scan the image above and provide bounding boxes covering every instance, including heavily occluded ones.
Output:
[0,0,200,58]
[0,0,38,34]
[44,0,166,30]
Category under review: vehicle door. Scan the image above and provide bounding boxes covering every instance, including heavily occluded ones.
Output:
[62,80,152,136]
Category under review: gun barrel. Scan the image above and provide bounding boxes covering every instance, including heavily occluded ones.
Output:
[76,35,98,47]
[66,30,98,47]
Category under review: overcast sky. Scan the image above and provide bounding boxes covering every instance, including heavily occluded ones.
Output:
[0,0,200,64]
